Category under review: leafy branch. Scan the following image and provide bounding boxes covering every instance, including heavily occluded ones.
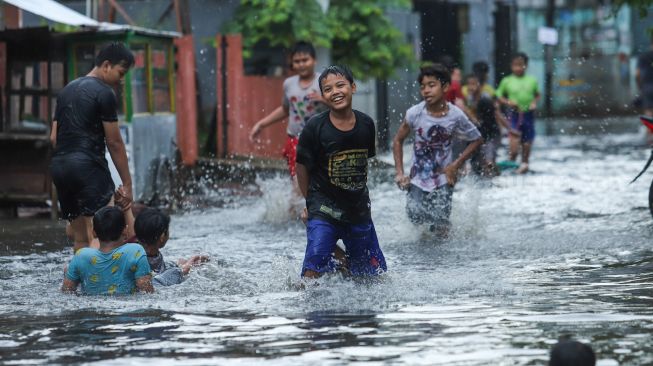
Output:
[226,0,414,79]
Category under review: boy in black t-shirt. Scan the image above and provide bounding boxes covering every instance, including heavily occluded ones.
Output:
[50,42,134,252]
[295,65,387,278]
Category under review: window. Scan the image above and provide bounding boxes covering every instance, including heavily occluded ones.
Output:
[152,45,171,112]
[130,44,149,114]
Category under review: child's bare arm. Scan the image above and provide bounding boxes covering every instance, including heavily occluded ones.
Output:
[114,187,135,240]
[392,121,412,189]
[61,278,78,293]
[135,275,154,293]
[177,255,209,275]
[50,121,58,148]
[249,106,290,142]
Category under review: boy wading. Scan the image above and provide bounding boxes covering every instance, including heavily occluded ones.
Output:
[393,64,482,238]
[296,65,387,278]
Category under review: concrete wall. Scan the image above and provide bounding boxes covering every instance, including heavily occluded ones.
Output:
[383,9,422,148]
[514,3,639,115]
[462,0,496,85]
[132,114,177,201]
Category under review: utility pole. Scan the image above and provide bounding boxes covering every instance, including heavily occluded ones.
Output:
[544,0,554,131]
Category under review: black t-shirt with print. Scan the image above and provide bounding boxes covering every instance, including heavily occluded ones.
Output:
[53,76,118,164]
[296,110,376,224]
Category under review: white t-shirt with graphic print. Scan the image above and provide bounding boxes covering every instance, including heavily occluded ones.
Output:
[282,73,328,137]
[405,101,481,192]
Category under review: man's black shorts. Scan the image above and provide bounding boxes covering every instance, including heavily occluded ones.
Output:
[50,153,115,220]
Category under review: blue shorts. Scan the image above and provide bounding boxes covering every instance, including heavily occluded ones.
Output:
[302,219,387,277]
[510,110,535,143]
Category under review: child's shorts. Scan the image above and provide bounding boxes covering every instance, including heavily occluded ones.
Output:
[406,184,453,231]
[282,135,299,177]
[302,219,387,277]
[510,110,535,143]
[50,153,114,220]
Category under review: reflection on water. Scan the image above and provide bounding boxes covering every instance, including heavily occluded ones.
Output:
[2,127,653,365]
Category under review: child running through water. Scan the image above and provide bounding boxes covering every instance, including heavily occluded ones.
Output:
[62,189,154,295]
[249,42,327,186]
[134,208,208,286]
[463,73,511,177]
[296,65,387,278]
[393,64,482,238]
[496,52,540,174]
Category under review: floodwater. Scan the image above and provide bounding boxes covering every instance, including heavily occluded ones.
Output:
[2,118,653,365]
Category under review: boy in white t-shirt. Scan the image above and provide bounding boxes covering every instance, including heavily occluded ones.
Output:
[392,64,483,238]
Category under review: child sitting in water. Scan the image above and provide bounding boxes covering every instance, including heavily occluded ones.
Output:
[62,188,154,295]
[134,207,208,286]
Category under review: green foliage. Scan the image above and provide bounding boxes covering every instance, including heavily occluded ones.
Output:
[225,0,331,58]
[226,0,414,79]
[328,0,413,79]
[612,0,653,17]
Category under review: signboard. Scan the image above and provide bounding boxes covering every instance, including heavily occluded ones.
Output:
[538,26,559,45]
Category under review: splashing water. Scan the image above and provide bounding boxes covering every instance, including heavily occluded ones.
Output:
[1,126,653,365]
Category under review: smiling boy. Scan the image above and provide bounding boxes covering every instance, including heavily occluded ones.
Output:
[295,65,387,278]
[249,41,328,178]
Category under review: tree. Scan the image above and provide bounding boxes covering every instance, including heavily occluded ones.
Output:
[328,0,413,79]
[226,0,414,79]
[226,0,331,58]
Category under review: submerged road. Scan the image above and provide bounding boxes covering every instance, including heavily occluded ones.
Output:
[1,119,653,365]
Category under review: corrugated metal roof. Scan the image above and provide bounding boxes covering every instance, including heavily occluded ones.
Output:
[3,0,181,38]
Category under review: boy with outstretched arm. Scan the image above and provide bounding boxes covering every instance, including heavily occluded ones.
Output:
[135,207,208,286]
[249,41,328,178]
[496,52,540,174]
[62,190,154,295]
[295,65,387,278]
[393,64,483,238]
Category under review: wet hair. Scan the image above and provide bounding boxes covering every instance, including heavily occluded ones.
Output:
[417,64,451,86]
[549,340,596,366]
[134,208,170,246]
[95,42,135,68]
[93,206,126,242]
[290,41,316,59]
[318,65,355,92]
[437,55,458,73]
[512,52,529,65]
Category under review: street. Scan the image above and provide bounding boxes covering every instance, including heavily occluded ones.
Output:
[1,118,652,365]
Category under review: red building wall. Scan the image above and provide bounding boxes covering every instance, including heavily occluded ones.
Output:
[216,34,286,159]
[174,35,198,166]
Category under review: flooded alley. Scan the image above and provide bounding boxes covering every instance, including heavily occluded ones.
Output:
[1,120,653,365]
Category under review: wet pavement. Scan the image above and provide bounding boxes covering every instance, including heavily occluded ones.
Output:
[1,118,653,365]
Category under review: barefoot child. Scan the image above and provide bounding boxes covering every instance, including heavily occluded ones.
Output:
[463,74,512,177]
[296,65,387,278]
[134,208,208,286]
[496,52,540,174]
[393,64,482,238]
